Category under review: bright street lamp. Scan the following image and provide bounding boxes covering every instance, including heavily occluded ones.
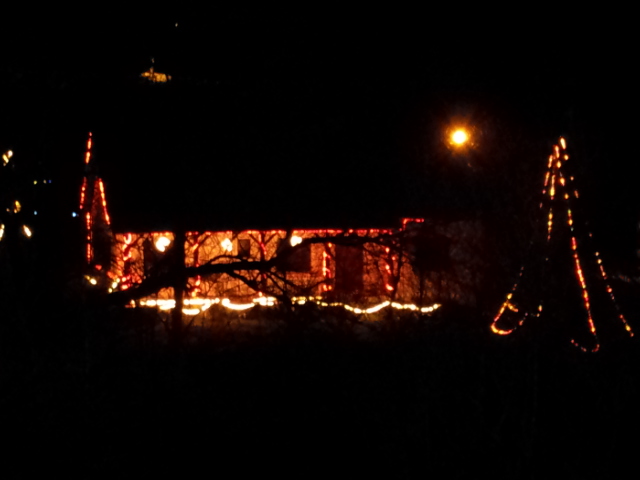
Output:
[450,128,469,147]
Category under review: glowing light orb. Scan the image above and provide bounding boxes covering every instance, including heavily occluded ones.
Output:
[451,129,469,146]
[155,236,171,252]
[290,235,303,247]
[221,238,233,252]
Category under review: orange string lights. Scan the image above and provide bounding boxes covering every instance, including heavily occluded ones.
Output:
[491,137,633,351]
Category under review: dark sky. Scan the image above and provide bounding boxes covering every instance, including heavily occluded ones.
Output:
[1,8,637,255]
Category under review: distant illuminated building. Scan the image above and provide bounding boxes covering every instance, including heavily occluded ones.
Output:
[78,134,486,316]
[140,58,171,83]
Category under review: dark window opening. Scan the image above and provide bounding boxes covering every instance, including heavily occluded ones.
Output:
[237,238,251,258]
[277,239,311,273]
[335,244,363,296]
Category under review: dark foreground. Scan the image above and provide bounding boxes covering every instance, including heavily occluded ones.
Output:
[2,304,639,479]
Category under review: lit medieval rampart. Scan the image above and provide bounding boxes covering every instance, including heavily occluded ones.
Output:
[108,226,434,313]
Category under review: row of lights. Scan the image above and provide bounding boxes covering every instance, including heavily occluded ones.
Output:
[137,296,440,317]
[152,234,313,254]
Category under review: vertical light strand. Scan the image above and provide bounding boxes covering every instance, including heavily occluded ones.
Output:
[594,252,634,336]
[98,179,111,226]
[85,211,92,264]
[561,141,599,351]
[568,233,599,352]
[383,247,394,293]
[322,243,333,292]
[491,267,527,335]
[560,134,632,342]
[120,233,134,290]
[84,132,92,165]
[79,177,88,210]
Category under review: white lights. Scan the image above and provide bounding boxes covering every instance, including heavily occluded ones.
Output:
[2,150,12,165]
[220,238,233,252]
[137,296,440,317]
[221,298,255,311]
[155,236,171,252]
[290,235,303,247]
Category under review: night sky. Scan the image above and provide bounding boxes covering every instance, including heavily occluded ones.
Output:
[2,8,638,258]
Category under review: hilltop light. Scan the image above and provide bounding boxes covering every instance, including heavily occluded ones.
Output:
[451,129,469,146]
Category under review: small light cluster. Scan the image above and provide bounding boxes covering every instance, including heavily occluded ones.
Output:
[140,68,172,83]
[492,137,633,351]
[1,150,33,241]
[2,150,12,165]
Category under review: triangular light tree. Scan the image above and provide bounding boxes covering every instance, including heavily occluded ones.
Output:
[491,137,633,352]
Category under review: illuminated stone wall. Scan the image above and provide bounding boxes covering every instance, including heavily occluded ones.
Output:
[109,227,428,305]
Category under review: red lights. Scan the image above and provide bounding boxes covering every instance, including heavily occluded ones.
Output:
[79,177,88,210]
[492,138,632,350]
[98,179,111,226]
[84,132,92,164]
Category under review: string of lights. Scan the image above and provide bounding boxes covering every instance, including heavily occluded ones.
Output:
[81,133,112,264]
[138,296,440,317]
[491,137,633,351]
